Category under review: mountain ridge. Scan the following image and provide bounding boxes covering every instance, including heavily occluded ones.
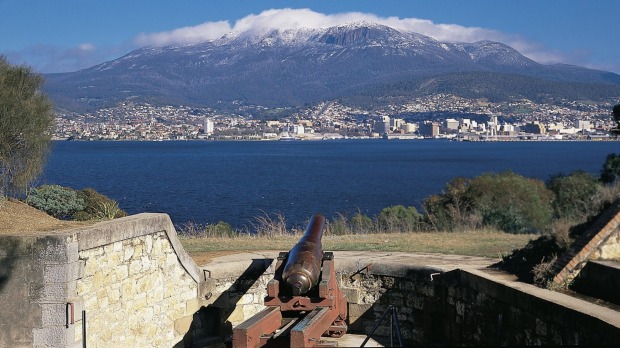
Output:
[43,22,620,113]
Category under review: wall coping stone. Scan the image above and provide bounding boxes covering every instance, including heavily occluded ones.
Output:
[465,268,620,329]
[64,213,202,283]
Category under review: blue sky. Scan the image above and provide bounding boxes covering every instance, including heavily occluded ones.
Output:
[1,0,618,74]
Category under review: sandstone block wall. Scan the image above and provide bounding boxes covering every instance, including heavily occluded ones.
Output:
[0,213,205,348]
[0,235,78,348]
[75,231,198,347]
[205,257,620,346]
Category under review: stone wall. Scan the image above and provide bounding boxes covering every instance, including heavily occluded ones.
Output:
[443,269,620,345]
[0,235,75,348]
[0,213,205,348]
[75,231,199,347]
[204,255,620,346]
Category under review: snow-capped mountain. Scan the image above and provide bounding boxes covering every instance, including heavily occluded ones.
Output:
[44,22,620,112]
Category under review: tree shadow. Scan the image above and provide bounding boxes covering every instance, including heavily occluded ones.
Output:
[0,237,20,293]
[176,258,273,348]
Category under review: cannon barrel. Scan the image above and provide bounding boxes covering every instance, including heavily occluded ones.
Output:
[281,214,326,295]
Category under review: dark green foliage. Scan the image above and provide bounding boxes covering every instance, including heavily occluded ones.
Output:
[74,188,127,221]
[547,171,601,219]
[0,57,55,197]
[327,215,350,236]
[350,212,374,233]
[466,172,554,233]
[424,172,554,234]
[423,177,473,231]
[27,185,85,219]
[28,185,125,221]
[377,205,421,232]
[601,153,620,184]
[205,221,235,237]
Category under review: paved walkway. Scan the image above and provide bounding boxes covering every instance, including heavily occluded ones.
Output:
[200,250,497,278]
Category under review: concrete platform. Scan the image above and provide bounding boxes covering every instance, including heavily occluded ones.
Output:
[200,250,497,278]
[326,333,383,347]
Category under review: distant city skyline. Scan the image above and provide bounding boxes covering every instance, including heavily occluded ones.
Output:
[1,0,619,74]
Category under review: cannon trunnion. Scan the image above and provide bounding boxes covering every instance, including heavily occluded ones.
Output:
[232,214,348,347]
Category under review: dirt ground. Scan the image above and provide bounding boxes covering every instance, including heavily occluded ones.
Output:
[0,199,89,235]
[0,199,231,263]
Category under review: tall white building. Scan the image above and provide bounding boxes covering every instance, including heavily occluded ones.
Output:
[293,125,305,134]
[575,120,592,130]
[203,118,214,135]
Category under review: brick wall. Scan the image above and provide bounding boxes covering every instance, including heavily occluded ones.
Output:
[552,200,620,285]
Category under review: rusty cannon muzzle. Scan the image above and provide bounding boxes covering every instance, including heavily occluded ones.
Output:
[281,214,325,295]
[233,213,348,347]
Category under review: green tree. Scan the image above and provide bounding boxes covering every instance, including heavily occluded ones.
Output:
[205,221,235,237]
[424,171,554,233]
[0,57,54,197]
[423,177,474,231]
[466,172,554,234]
[350,211,374,233]
[601,153,620,184]
[547,171,600,220]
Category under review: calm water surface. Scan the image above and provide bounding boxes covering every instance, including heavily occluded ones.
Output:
[42,140,620,229]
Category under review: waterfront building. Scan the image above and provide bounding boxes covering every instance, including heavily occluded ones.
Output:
[575,120,592,130]
[374,116,390,134]
[203,118,214,135]
[293,125,305,134]
[521,122,546,134]
[401,123,417,133]
[420,122,440,138]
[445,118,459,131]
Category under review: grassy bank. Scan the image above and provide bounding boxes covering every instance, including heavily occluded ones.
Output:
[180,230,537,264]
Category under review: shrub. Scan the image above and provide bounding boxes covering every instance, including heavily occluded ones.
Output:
[424,172,554,234]
[423,177,476,231]
[74,188,127,220]
[377,205,422,232]
[0,57,54,198]
[251,211,288,237]
[28,185,85,219]
[350,211,375,234]
[466,172,554,234]
[494,234,565,283]
[326,214,350,236]
[547,171,601,220]
[205,221,235,237]
[601,153,620,184]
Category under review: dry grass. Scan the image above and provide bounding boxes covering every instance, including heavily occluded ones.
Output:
[181,229,537,263]
[0,198,535,265]
[0,198,90,235]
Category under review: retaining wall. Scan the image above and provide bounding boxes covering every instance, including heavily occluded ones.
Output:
[0,213,206,348]
[204,252,620,346]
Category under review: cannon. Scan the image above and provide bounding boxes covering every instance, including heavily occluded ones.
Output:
[282,214,326,296]
[232,214,348,347]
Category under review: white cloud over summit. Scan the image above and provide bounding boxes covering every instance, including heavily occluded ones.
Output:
[135,8,504,46]
[133,8,567,66]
